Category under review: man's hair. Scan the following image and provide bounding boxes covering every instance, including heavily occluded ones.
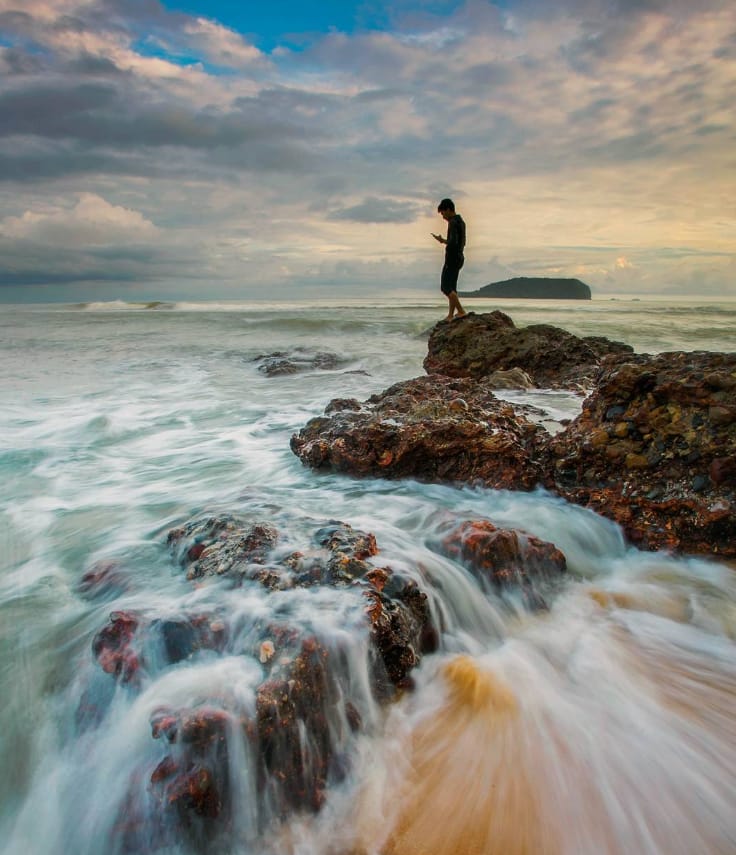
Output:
[437,198,455,213]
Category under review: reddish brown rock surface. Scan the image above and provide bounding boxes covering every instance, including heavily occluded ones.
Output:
[544,351,736,555]
[92,515,439,840]
[292,325,736,557]
[290,375,549,490]
[423,310,632,388]
[439,519,566,606]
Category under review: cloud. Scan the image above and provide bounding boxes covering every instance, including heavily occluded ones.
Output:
[0,0,734,299]
[328,197,423,224]
[0,193,184,288]
[1,193,158,244]
[181,16,264,67]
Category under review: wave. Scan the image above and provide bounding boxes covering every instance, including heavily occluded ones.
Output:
[77,300,175,311]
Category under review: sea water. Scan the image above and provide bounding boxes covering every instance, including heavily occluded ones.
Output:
[1,297,735,854]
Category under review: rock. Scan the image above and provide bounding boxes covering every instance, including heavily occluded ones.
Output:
[544,351,736,555]
[291,340,736,556]
[91,610,228,686]
[364,575,434,694]
[88,513,441,849]
[254,348,344,376]
[291,375,548,491]
[438,519,566,608]
[91,611,142,683]
[168,516,279,581]
[170,516,435,692]
[253,636,334,814]
[77,560,130,600]
[486,367,536,390]
[149,706,232,830]
[423,311,632,388]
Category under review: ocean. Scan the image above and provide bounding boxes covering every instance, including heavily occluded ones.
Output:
[1,297,735,854]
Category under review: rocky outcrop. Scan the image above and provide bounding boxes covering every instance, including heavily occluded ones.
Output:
[92,514,442,847]
[460,276,591,300]
[292,316,736,557]
[423,310,632,389]
[90,509,575,849]
[290,375,549,490]
[544,351,736,554]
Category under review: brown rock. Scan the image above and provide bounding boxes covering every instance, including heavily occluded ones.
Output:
[423,311,632,388]
[544,351,736,556]
[291,375,548,490]
[439,519,566,607]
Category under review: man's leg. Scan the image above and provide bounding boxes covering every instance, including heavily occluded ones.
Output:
[441,264,463,319]
[449,291,466,318]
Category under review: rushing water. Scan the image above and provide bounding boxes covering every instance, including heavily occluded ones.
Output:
[1,298,735,855]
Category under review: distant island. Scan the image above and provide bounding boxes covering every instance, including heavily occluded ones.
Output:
[459,277,591,300]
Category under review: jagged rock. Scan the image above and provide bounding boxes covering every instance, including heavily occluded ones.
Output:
[291,337,736,556]
[92,611,142,684]
[438,519,567,608]
[91,610,228,687]
[291,375,548,490]
[254,349,344,376]
[168,516,279,581]
[423,311,632,388]
[544,350,736,555]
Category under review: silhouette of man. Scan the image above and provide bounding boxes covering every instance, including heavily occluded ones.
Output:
[431,198,467,321]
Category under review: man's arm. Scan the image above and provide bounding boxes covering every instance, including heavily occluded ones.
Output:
[431,233,447,244]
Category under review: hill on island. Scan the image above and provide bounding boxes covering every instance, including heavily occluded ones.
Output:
[460,277,591,300]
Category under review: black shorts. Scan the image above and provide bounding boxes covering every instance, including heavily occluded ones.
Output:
[440,259,464,295]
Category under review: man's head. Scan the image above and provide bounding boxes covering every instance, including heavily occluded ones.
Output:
[437,198,455,221]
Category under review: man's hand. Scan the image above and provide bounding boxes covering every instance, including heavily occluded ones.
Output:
[431,233,446,244]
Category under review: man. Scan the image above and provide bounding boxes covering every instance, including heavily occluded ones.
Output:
[431,198,467,321]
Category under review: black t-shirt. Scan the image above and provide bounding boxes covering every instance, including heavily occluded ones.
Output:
[445,214,466,266]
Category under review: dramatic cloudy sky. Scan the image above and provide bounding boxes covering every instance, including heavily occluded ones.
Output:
[1,0,734,302]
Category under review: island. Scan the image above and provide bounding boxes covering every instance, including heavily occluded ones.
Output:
[459,276,591,300]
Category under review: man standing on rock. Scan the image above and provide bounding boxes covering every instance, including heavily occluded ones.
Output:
[432,198,467,321]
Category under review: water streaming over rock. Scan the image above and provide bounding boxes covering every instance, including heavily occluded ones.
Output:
[2,299,735,854]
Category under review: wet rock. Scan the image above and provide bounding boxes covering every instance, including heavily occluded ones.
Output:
[254,349,344,376]
[486,367,536,390]
[91,611,142,683]
[254,636,334,815]
[170,515,435,693]
[149,706,232,833]
[364,575,433,693]
[439,520,566,605]
[91,610,228,687]
[77,560,129,600]
[96,513,439,842]
[423,311,632,389]
[168,515,279,581]
[291,375,548,491]
[152,615,228,663]
[292,342,736,556]
[544,351,736,556]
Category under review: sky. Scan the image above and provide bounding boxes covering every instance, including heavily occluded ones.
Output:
[0,0,734,303]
